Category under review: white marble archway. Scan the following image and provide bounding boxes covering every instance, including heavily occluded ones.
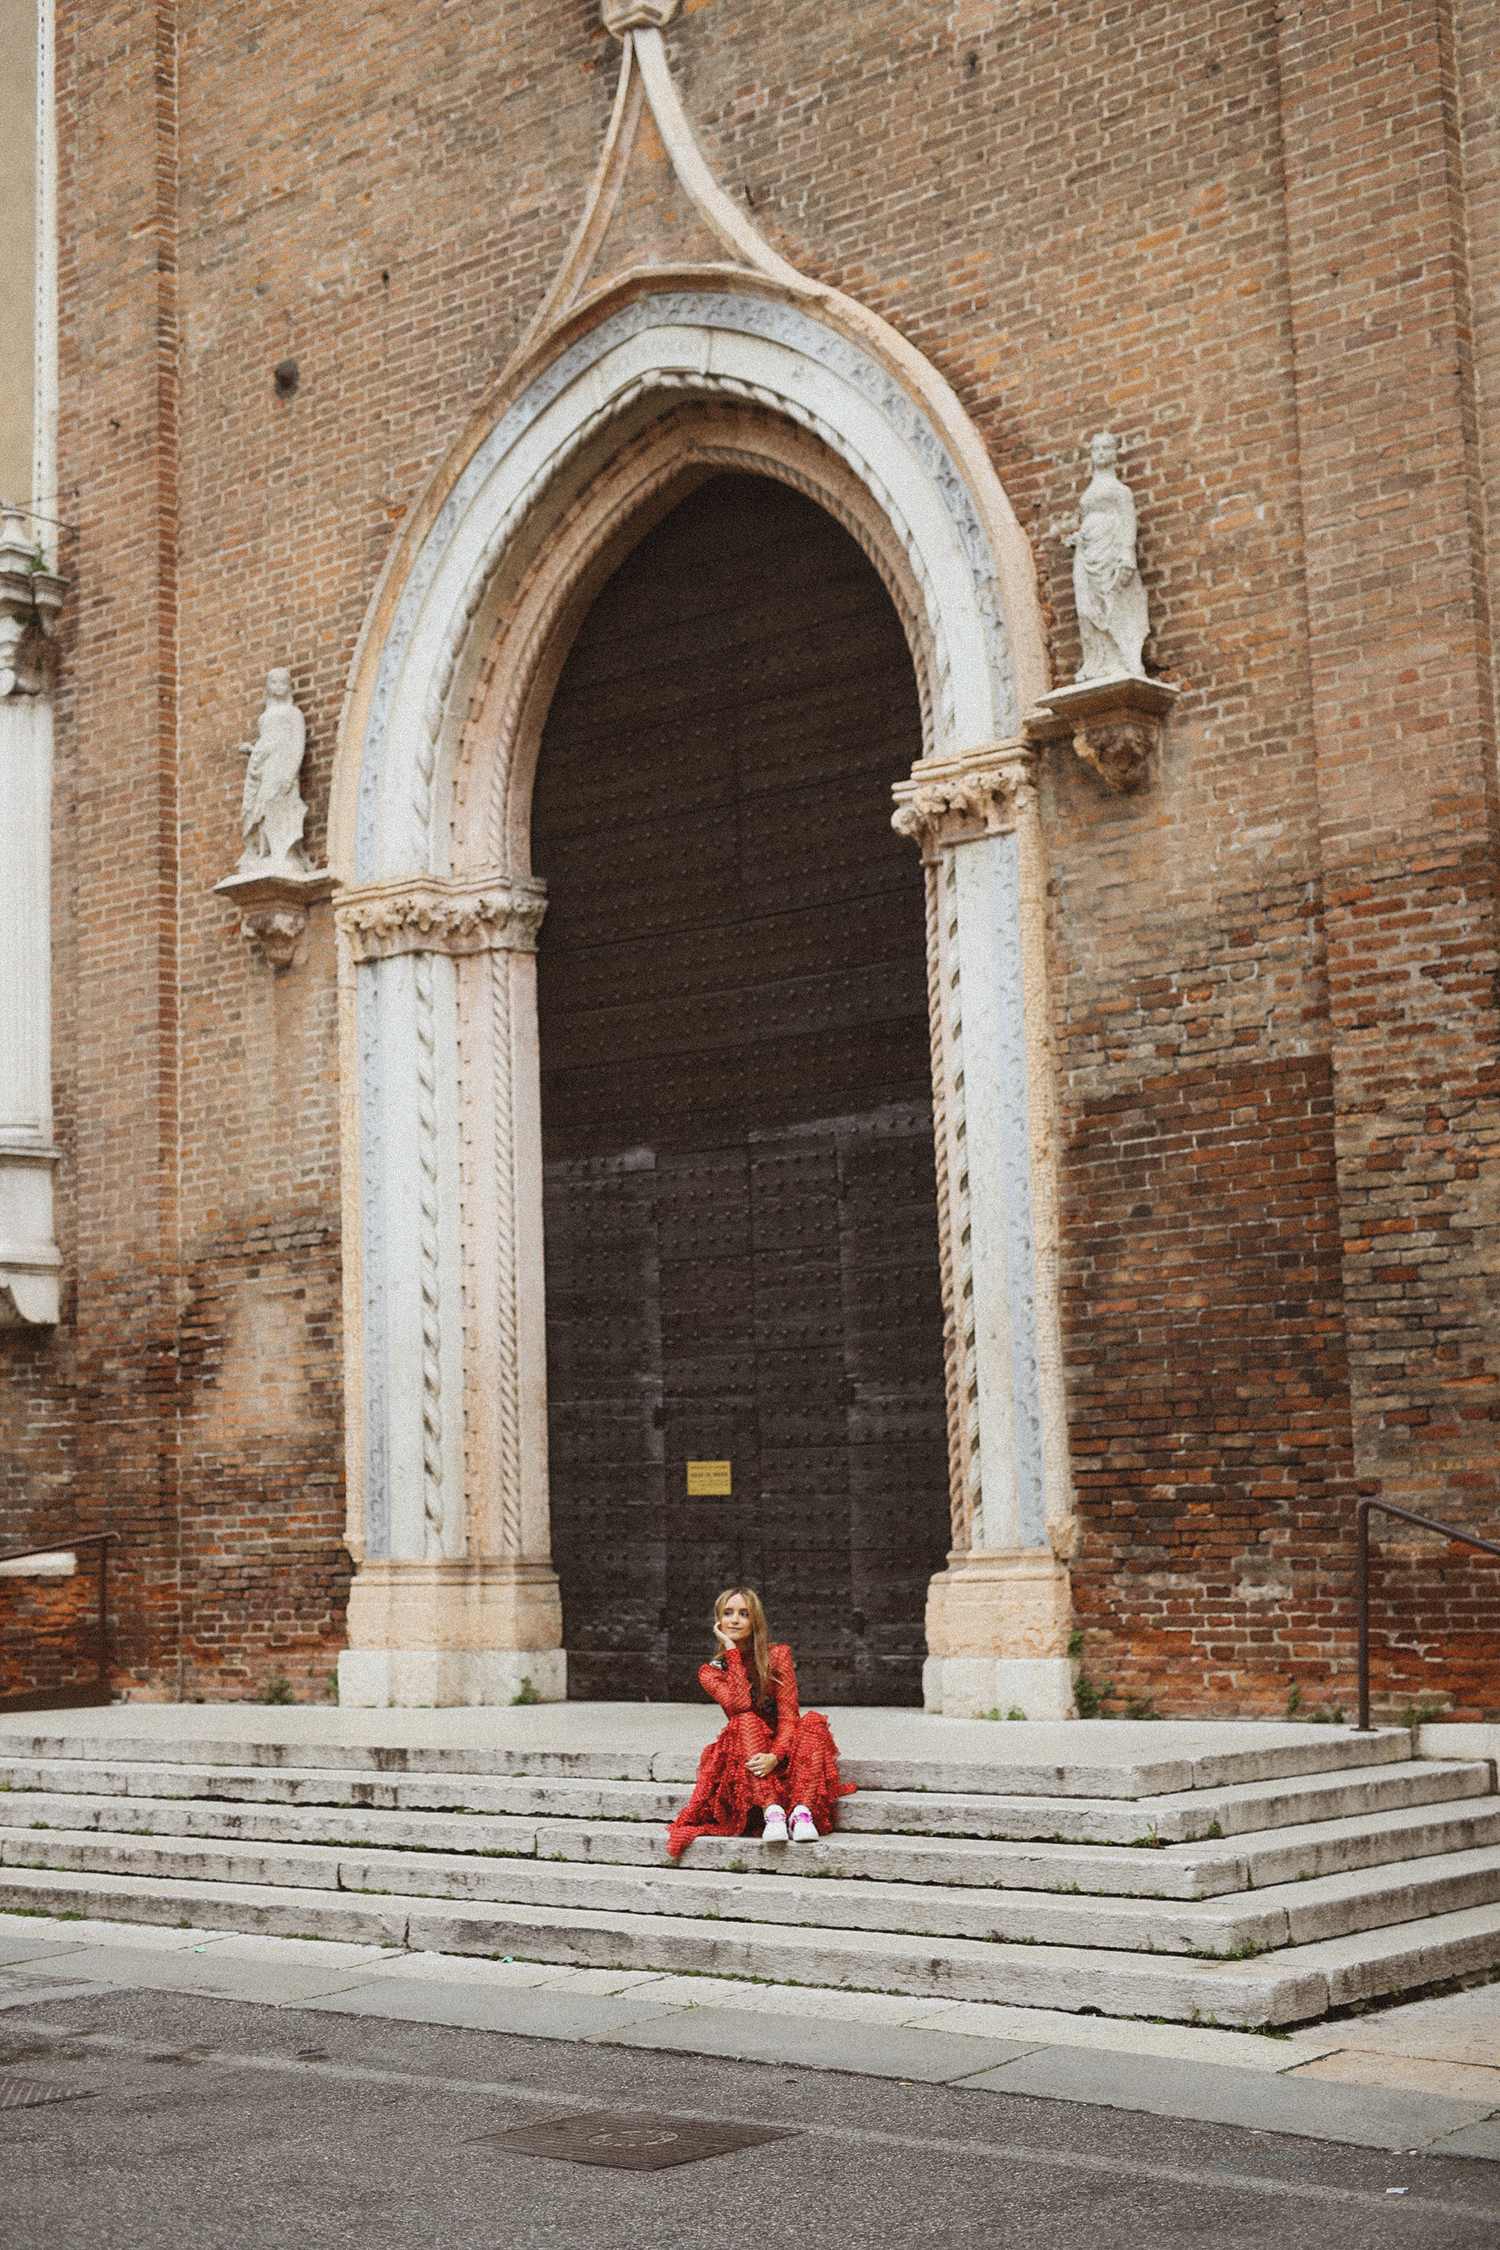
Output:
[328,20,1077,1715]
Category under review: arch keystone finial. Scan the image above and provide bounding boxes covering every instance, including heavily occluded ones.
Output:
[601,1,679,35]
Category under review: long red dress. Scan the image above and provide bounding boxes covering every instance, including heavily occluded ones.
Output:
[666,1642,854,1858]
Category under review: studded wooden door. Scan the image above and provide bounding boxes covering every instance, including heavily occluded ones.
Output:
[533,474,949,1706]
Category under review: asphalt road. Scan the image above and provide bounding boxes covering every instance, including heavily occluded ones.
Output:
[2,1985,1497,2250]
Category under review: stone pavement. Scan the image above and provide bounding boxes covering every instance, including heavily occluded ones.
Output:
[2,1909,1496,2158]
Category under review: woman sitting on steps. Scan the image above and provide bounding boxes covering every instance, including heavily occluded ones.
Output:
[666,1586,854,1858]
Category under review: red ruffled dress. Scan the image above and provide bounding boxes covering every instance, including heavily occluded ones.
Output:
[666,1643,854,1858]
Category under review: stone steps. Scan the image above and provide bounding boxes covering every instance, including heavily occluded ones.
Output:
[0,1750,1481,1844]
[4,1859,1500,2029]
[6,1823,1500,1956]
[0,1726,1414,1793]
[1,1723,1494,2025]
[836,1759,1492,1844]
[6,1783,1499,1902]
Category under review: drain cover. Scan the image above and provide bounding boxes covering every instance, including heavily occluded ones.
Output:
[0,2076,94,2112]
[474,2110,799,2172]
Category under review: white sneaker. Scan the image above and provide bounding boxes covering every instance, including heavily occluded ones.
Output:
[789,1806,817,1842]
[761,1805,788,1843]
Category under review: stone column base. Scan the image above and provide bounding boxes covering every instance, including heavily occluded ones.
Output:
[924,1549,1075,1720]
[338,1646,566,1708]
[340,1557,566,1706]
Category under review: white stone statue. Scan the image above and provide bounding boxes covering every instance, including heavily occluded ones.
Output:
[236,668,311,873]
[1066,433,1150,681]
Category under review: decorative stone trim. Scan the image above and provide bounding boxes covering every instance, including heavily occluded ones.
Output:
[336,875,548,963]
[0,1140,63,1327]
[0,505,65,1325]
[214,867,336,970]
[326,2,1061,1704]
[0,506,64,700]
[601,0,678,34]
[891,740,1037,852]
[1026,675,1180,795]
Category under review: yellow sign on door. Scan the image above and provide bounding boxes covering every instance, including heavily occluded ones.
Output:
[686,1460,732,1496]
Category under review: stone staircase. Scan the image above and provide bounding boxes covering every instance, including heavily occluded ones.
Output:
[1,1723,1498,2028]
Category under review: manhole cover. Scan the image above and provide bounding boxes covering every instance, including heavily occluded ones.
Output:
[473,2110,799,2172]
[0,2076,95,2112]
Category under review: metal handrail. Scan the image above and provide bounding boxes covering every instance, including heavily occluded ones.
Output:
[0,1532,119,1713]
[1356,1499,1500,1731]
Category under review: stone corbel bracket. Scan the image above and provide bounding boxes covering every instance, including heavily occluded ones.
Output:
[891,739,1038,853]
[1025,675,1180,795]
[601,0,679,31]
[335,873,548,963]
[214,866,337,970]
[0,507,65,699]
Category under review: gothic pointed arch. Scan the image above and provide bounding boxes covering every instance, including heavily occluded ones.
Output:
[327,11,1075,1713]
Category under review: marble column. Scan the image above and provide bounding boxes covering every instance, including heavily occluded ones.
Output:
[0,508,64,1326]
[334,875,565,1705]
[894,743,1076,1718]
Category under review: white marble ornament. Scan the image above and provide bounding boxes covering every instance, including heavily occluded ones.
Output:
[601,0,679,35]
[1066,433,1150,681]
[236,668,312,874]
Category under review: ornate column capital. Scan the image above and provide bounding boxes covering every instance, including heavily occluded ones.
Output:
[336,873,548,963]
[891,740,1038,853]
[0,506,65,700]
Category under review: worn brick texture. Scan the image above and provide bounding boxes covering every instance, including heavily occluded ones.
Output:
[0,0,1495,1716]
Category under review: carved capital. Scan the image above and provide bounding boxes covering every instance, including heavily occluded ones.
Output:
[214,866,337,969]
[336,873,548,963]
[601,0,679,36]
[0,506,66,700]
[1025,675,1180,795]
[891,740,1038,852]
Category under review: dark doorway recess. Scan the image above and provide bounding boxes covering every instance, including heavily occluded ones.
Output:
[533,472,950,1706]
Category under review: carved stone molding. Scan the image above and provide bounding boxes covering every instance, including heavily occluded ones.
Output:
[1026,675,1180,795]
[0,506,65,700]
[0,1141,63,1327]
[336,874,548,963]
[214,867,337,969]
[602,0,679,32]
[891,740,1037,852]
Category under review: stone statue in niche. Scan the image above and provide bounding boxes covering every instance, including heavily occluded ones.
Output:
[1066,433,1150,681]
[236,668,312,874]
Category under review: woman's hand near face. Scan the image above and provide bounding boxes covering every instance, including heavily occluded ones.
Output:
[713,1622,738,1652]
[746,1752,779,1778]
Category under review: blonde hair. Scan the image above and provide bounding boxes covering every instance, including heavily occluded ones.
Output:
[713,1586,780,1710]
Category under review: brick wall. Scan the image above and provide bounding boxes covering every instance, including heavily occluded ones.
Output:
[0,0,1494,1714]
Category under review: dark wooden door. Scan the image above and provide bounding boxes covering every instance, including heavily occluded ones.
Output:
[533,473,949,1706]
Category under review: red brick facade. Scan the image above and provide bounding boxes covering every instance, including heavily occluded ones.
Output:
[2,0,1496,1715]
